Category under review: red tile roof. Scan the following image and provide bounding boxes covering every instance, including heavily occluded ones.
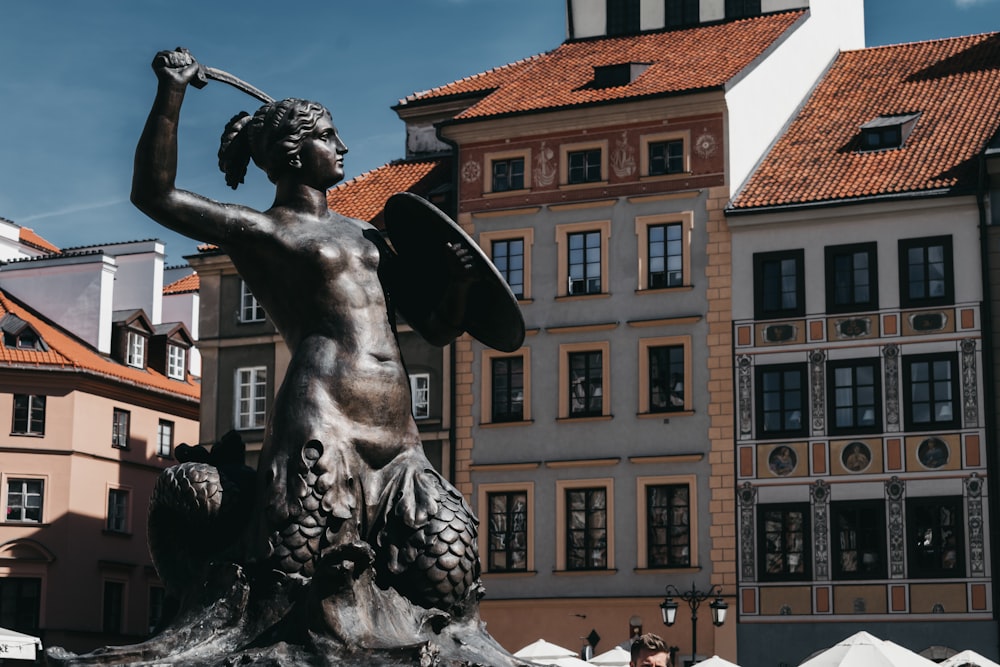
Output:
[164,273,199,295]
[0,289,199,401]
[731,32,1000,210]
[401,12,805,120]
[325,159,451,225]
[18,227,59,254]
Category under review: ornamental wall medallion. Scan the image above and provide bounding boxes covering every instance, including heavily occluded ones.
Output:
[461,159,481,184]
[834,317,871,339]
[534,141,557,187]
[810,350,826,434]
[610,131,636,177]
[842,441,872,473]
[917,437,949,469]
[885,476,905,577]
[967,474,985,575]
[738,355,753,437]
[883,344,900,432]
[811,480,830,580]
[695,130,718,159]
[738,482,757,581]
[962,338,979,427]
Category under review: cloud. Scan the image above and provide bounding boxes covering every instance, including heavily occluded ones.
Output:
[955,0,996,7]
[17,198,128,223]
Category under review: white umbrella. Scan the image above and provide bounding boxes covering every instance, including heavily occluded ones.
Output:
[799,631,936,667]
[546,657,592,667]
[514,639,578,662]
[590,646,631,666]
[697,657,742,667]
[0,626,42,661]
[940,650,1000,667]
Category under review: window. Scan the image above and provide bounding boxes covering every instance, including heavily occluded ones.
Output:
[828,359,881,435]
[832,501,886,580]
[649,345,685,413]
[758,503,810,581]
[665,0,700,28]
[646,484,690,568]
[235,366,267,430]
[556,220,610,298]
[0,577,41,634]
[157,420,174,457]
[148,586,165,634]
[569,350,604,418]
[103,580,125,634]
[755,364,807,438]
[112,408,130,449]
[825,242,878,313]
[486,491,528,572]
[12,394,45,436]
[167,344,186,380]
[491,356,524,423]
[566,487,608,570]
[491,157,524,192]
[568,149,602,184]
[903,353,957,431]
[754,250,805,320]
[725,0,761,19]
[635,212,692,291]
[859,113,920,151]
[6,479,43,523]
[107,488,129,533]
[899,236,953,308]
[409,373,430,419]
[568,231,602,295]
[240,280,265,323]
[492,238,525,299]
[907,496,963,578]
[607,0,640,35]
[648,140,685,175]
[126,330,146,368]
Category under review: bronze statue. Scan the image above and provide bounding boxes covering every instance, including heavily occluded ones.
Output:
[47,48,526,667]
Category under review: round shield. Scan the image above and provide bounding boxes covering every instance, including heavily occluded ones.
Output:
[384,192,525,353]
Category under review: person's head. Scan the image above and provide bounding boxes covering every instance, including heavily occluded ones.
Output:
[218,98,341,189]
[630,633,670,667]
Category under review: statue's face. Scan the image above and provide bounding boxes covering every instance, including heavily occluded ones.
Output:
[295,115,348,189]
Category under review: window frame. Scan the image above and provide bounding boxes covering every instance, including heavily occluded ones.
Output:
[753,249,805,320]
[478,482,535,574]
[102,579,126,634]
[757,502,811,582]
[825,242,878,314]
[106,488,130,533]
[640,131,690,178]
[556,478,615,572]
[5,478,44,524]
[637,475,697,570]
[480,228,534,301]
[0,577,41,634]
[664,0,700,28]
[489,154,527,194]
[11,394,45,436]
[126,330,146,368]
[635,212,693,291]
[482,348,531,425]
[754,363,808,439]
[409,373,430,420]
[239,279,266,323]
[639,335,692,414]
[725,0,761,19]
[831,500,887,580]
[827,357,882,436]
[906,495,965,579]
[555,220,611,298]
[559,341,611,420]
[485,490,530,573]
[902,353,959,432]
[560,141,608,187]
[234,366,268,431]
[156,419,174,458]
[112,408,130,449]
[167,344,187,380]
[898,236,954,309]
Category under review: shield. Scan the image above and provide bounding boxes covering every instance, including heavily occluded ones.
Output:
[384,192,525,352]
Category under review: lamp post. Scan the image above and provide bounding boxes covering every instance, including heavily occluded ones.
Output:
[659,583,728,666]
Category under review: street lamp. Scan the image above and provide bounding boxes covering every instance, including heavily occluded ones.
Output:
[660,583,727,666]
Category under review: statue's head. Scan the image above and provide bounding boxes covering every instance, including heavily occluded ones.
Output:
[219,98,331,189]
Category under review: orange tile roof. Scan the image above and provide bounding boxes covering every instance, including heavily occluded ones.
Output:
[0,289,199,401]
[164,272,199,294]
[18,227,59,254]
[401,12,805,120]
[325,159,451,225]
[731,32,1000,210]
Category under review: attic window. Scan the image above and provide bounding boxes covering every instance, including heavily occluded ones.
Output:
[592,63,650,89]
[0,314,47,351]
[860,113,920,151]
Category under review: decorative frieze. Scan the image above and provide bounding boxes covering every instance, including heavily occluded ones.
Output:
[738,482,758,581]
[811,480,830,580]
[738,355,753,438]
[885,476,905,578]
[962,338,979,428]
[810,350,825,435]
[967,474,985,576]
[883,344,900,432]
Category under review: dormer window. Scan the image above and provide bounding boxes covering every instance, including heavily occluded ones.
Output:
[591,63,650,89]
[167,344,186,380]
[126,331,146,368]
[860,113,920,151]
[0,315,47,351]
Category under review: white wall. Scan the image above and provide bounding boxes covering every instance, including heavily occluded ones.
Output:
[162,291,202,376]
[725,0,865,195]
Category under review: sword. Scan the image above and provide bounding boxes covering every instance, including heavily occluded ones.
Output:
[191,64,275,104]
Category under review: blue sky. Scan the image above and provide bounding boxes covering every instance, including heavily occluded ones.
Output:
[0,0,996,264]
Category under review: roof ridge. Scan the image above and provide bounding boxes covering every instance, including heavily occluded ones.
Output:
[845,30,1000,54]
[398,52,548,104]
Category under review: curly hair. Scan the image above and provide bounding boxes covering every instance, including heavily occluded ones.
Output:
[630,633,670,664]
[218,98,329,189]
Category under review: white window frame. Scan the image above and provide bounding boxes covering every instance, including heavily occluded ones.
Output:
[156,420,174,457]
[112,408,130,449]
[6,478,44,523]
[126,331,146,368]
[167,345,186,380]
[240,280,265,323]
[235,366,268,430]
[410,373,430,420]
